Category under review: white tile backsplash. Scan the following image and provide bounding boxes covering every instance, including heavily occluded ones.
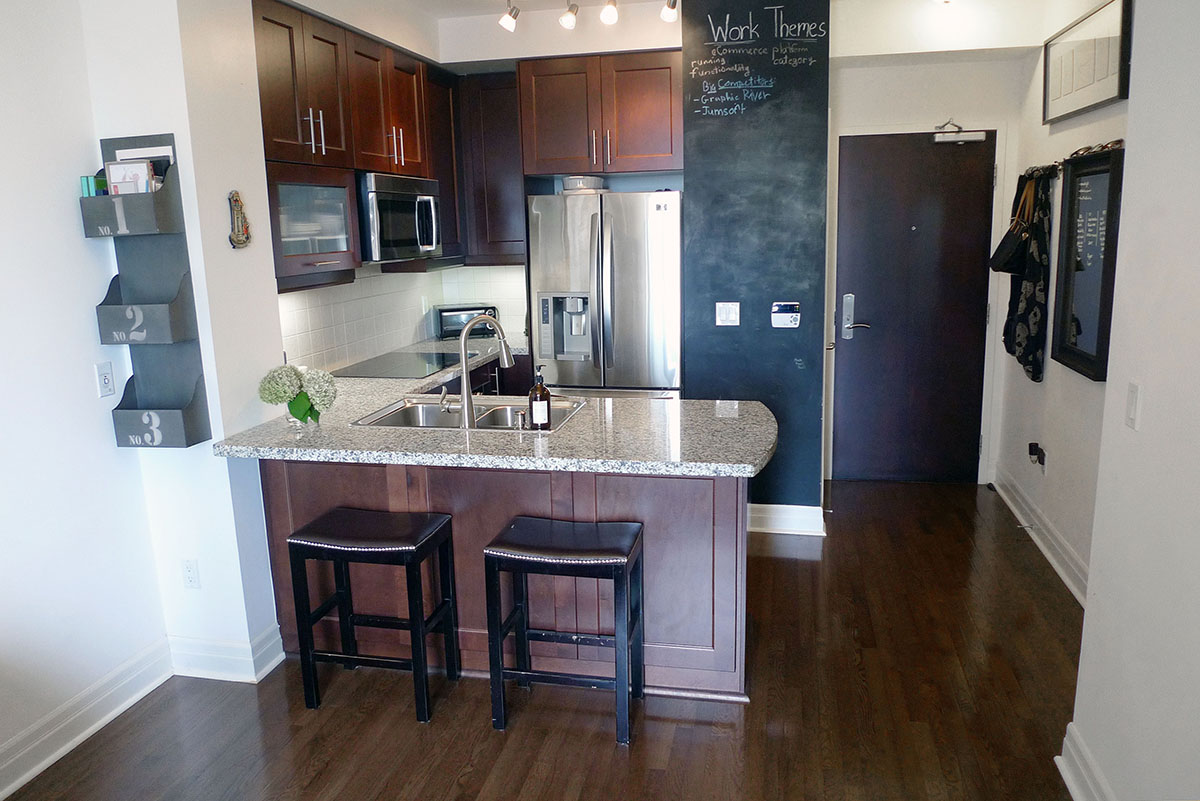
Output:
[441,264,529,337]
[278,263,528,372]
[278,264,445,371]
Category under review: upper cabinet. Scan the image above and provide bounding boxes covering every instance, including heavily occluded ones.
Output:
[424,67,464,258]
[518,51,683,175]
[347,34,428,177]
[253,0,354,168]
[460,73,527,264]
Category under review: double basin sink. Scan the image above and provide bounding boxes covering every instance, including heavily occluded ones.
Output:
[353,397,585,431]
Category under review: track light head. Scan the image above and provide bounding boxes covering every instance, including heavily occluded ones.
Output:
[660,0,678,22]
[498,4,520,32]
[559,3,579,29]
[600,0,618,25]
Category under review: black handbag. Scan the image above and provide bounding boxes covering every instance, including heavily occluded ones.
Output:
[989,178,1035,274]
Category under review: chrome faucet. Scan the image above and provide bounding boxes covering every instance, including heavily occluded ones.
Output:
[459,314,515,429]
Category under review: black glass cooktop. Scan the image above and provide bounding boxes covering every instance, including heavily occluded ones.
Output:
[332,350,475,379]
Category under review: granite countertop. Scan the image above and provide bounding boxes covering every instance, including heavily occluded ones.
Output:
[213,347,777,478]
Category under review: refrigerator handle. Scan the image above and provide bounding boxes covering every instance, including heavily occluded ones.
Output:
[601,216,615,368]
[589,212,602,366]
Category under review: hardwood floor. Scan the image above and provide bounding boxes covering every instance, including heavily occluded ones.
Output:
[10,482,1082,801]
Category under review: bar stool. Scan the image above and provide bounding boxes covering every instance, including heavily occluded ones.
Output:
[287,507,460,722]
[484,516,644,744]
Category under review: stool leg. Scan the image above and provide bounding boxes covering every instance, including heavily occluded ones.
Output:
[613,565,631,745]
[512,570,532,688]
[289,549,320,709]
[405,561,431,723]
[438,533,461,681]
[333,559,358,669]
[631,552,644,699]
[485,557,507,730]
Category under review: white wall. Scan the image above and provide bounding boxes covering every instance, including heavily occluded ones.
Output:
[305,0,440,60]
[825,50,1030,490]
[77,0,285,682]
[1057,3,1200,798]
[0,3,173,796]
[438,1,680,65]
[990,0,1127,605]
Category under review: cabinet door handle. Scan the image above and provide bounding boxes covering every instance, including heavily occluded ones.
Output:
[591,130,598,166]
[399,127,406,166]
[309,260,340,267]
[605,130,612,166]
[317,109,326,156]
[306,107,316,154]
[388,126,399,164]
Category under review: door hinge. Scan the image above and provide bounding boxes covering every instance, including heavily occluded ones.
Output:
[993,164,998,187]
[986,302,991,325]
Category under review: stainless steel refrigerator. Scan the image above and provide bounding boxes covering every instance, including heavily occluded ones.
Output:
[527,191,681,396]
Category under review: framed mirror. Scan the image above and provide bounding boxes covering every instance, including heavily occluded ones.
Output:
[1051,147,1124,380]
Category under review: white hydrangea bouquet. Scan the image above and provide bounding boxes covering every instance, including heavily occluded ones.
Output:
[258,364,337,425]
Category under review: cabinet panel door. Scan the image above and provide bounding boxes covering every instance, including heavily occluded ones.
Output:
[461,73,526,263]
[266,161,360,287]
[253,0,312,163]
[424,68,463,257]
[600,51,683,172]
[518,57,602,175]
[301,15,354,168]
[348,34,394,173]
[389,51,429,177]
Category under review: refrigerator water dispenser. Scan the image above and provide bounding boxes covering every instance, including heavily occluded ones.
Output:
[537,293,593,362]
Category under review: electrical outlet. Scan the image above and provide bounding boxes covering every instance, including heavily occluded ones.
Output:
[95,361,115,398]
[182,559,201,590]
[1125,381,1142,430]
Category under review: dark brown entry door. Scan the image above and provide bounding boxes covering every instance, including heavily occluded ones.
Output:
[833,132,995,482]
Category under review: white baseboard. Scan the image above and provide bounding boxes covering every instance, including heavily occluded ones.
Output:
[1056,723,1117,801]
[169,624,284,684]
[749,503,826,536]
[993,468,1088,606]
[0,639,172,801]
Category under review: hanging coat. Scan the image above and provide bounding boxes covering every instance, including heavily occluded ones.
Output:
[992,171,1053,382]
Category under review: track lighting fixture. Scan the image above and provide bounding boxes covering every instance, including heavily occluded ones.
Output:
[660,0,678,22]
[498,3,520,32]
[600,0,618,25]
[559,3,579,29]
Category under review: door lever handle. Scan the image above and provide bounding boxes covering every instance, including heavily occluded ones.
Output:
[846,323,871,329]
[842,293,871,339]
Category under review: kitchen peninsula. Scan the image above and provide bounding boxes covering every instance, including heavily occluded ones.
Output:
[215,344,776,698]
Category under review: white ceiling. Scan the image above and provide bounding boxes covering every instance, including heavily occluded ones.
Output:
[410,0,582,20]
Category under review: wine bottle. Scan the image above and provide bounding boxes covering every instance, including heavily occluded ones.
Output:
[528,365,551,431]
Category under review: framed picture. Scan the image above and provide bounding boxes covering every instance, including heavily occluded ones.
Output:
[1050,147,1124,381]
[1043,0,1132,124]
[104,159,153,194]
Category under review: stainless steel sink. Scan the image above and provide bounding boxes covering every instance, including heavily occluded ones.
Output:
[473,400,585,430]
[353,398,585,431]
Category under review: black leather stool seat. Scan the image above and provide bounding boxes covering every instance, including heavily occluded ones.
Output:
[484,515,645,744]
[286,507,460,722]
[289,509,451,555]
[483,517,643,565]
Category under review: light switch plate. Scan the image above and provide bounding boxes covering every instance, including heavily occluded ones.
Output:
[95,361,115,398]
[715,302,740,326]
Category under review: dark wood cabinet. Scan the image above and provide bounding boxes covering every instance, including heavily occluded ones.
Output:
[347,35,427,177]
[518,57,602,175]
[260,461,749,695]
[252,0,353,168]
[518,51,683,175]
[499,354,533,396]
[424,67,464,258]
[266,161,360,292]
[599,50,683,172]
[460,73,527,264]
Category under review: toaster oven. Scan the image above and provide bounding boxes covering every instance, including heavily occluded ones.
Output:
[434,304,500,340]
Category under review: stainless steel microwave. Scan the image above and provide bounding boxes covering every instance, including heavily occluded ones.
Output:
[358,173,441,262]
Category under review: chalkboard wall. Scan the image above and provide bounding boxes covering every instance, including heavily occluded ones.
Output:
[681,0,830,506]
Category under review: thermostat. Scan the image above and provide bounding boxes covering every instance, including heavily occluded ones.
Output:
[771,301,801,328]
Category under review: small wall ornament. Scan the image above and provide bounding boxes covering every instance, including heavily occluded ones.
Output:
[227,190,251,248]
